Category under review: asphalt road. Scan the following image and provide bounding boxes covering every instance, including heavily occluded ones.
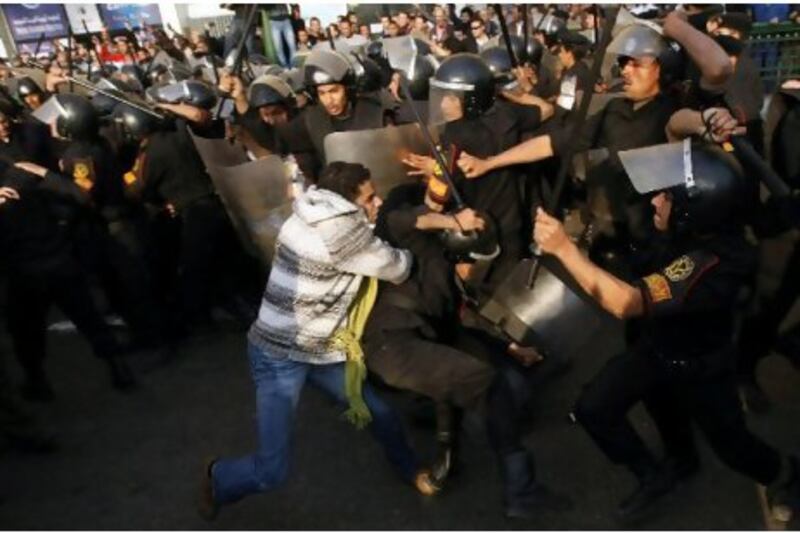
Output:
[1,233,799,530]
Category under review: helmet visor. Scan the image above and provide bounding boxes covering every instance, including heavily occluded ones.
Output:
[428,83,466,126]
[31,95,67,124]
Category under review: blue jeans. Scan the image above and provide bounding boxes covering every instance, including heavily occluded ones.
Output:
[269,17,297,69]
[211,343,419,504]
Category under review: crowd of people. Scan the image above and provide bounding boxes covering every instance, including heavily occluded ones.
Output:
[1,2,800,527]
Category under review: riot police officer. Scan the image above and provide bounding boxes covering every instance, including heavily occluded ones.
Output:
[220,72,296,154]
[458,12,734,276]
[277,48,397,180]
[533,139,800,524]
[364,182,571,518]
[135,79,249,331]
[0,151,135,401]
[404,53,546,294]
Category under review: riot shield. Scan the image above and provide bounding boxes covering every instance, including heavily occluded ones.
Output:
[323,122,434,198]
[189,131,291,265]
[189,130,249,168]
[479,255,612,361]
[382,36,417,77]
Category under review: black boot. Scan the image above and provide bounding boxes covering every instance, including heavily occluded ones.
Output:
[500,450,572,519]
[429,402,461,490]
[616,462,676,524]
[106,356,137,391]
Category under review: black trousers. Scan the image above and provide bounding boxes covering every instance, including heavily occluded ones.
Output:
[364,323,542,456]
[6,259,119,381]
[574,346,782,485]
[739,239,800,379]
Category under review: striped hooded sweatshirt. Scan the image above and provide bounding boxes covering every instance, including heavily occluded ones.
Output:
[248,186,412,364]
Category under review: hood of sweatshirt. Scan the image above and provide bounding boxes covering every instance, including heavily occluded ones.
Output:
[293,186,361,226]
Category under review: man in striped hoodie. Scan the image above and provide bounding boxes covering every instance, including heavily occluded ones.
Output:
[199,162,435,519]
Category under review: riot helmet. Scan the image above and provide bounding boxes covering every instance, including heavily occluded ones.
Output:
[350,54,384,94]
[303,49,355,93]
[91,78,133,116]
[480,47,518,91]
[113,101,164,141]
[605,23,684,92]
[619,139,749,235]
[405,54,436,101]
[16,76,43,99]
[248,75,296,109]
[54,94,99,140]
[147,79,218,110]
[429,53,495,123]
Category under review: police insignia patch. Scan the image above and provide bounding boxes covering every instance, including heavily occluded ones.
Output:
[664,255,695,282]
[72,159,95,192]
[643,273,672,303]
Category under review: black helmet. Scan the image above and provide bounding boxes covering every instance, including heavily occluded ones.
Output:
[405,55,436,101]
[480,47,517,91]
[440,212,500,260]
[351,54,384,93]
[511,35,544,68]
[16,77,42,99]
[113,101,164,140]
[0,85,22,119]
[55,94,99,140]
[620,140,749,235]
[431,53,495,118]
[303,49,355,92]
[365,40,383,61]
[91,78,132,116]
[148,80,217,110]
[248,75,295,108]
[606,24,684,88]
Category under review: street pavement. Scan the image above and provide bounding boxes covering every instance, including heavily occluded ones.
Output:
[1,233,799,530]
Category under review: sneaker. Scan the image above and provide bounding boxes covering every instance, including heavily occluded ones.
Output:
[197,457,219,521]
[413,469,440,497]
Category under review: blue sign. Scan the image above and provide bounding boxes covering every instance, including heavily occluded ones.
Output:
[2,4,70,42]
[98,4,162,30]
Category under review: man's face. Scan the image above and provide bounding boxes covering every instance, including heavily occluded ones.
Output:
[359,25,370,38]
[298,30,309,44]
[387,22,400,37]
[460,11,471,23]
[259,104,289,126]
[396,13,409,29]
[0,115,11,141]
[317,83,348,117]
[340,20,353,38]
[620,55,661,102]
[354,179,382,223]
[471,20,486,39]
[557,45,573,68]
[440,93,464,122]
[651,191,672,232]
[512,7,522,22]
[381,16,390,30]
[310,19,321,32]
[24,93,42,110]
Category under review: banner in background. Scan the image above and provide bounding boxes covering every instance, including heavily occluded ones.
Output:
[98,4,162,30]
[64,4,104,34]
[2,4,69,42]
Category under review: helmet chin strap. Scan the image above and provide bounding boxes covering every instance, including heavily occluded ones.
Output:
[682,137,698,198]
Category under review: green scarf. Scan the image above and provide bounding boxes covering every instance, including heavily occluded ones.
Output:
[330,277,378,429]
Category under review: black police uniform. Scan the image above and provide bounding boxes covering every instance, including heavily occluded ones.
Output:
[277,94,392,180]
[575,230,783,487]
[0,163,132,397]
[236,107,283,153]
[60,137,163,347]
[364,184,569,513]
[548,94,678,273]
[137,116,242,327]
[443,99,544,292]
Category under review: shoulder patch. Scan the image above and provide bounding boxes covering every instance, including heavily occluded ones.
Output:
[643,273,673,303]
[72,158,95,192]
[664,255,695,282]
